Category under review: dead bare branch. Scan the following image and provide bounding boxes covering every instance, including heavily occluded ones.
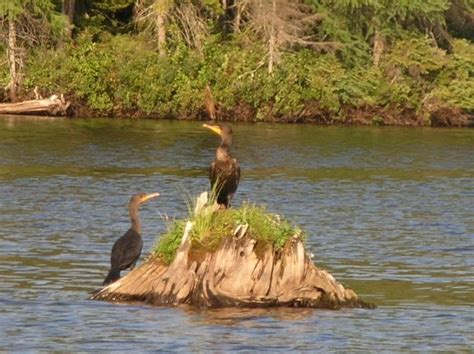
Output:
[134,0,209,54]
[243,0,331,73]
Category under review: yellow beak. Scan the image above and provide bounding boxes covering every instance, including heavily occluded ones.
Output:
[140,193,160,203]
[203,123,222,136]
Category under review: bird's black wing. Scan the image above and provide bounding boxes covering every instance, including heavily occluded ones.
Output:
[209,161,218,187]
[110,228,143,270]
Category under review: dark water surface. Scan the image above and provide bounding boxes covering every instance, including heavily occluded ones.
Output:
[0,116,472,351]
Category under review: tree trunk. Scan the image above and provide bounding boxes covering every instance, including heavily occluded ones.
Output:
[63,0,76,21]
[63,0,76,38]
[233,0,250,33]
[373,30,384,67]
[7,18,19,102]
[156,12,166,57]
[221,0,237,34]
[233,3,242,33]
[267,0,277,75]
[432,22,453,54]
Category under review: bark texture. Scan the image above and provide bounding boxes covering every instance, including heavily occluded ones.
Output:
[7,18,19,102]
[156,12,166,57]
[373,30,384,67]
[91,221,372,309]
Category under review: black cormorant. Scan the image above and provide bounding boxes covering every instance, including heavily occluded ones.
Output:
[203,123,240,208]
[102,192,159,286]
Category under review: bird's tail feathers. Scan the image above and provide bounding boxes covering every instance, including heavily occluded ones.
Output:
[103,268,121,286]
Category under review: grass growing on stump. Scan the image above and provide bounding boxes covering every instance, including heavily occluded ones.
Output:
[154,199,305,265]
[154,219,186,264]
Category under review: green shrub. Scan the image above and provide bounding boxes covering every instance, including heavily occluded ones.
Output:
[431,40,474,111]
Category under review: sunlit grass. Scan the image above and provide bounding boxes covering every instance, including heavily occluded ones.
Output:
[153,192,305,264]
[231,202,303,250]
[153,219,186,264]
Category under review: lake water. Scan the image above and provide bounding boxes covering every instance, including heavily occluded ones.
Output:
[0,116,472,351]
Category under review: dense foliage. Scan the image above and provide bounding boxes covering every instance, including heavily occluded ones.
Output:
[0,0,473,124]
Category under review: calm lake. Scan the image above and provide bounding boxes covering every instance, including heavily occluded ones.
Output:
[0,116,472,351]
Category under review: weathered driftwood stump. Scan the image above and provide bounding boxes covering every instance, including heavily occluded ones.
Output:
[91,214,372,309]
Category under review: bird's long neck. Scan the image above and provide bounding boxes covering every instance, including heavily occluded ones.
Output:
[129,203,141,234]
[217,136,232,161]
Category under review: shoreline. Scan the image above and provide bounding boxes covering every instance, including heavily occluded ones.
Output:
[4,102,472,128]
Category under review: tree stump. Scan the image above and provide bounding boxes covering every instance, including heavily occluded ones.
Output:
[90,219,373,309]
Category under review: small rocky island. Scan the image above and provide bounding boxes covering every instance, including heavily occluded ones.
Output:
[91,193,373,309]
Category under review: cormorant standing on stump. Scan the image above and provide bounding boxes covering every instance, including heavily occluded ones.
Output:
[203,123,240,208]
[102,192,159,286]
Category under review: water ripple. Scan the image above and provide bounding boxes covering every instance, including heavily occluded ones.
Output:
[0,117,473,351]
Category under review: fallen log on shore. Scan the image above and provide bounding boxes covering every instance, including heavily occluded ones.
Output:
[0,95,70,116]
[90,193,374,310]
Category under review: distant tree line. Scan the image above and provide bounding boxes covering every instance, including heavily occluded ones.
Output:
[0,0,473,124]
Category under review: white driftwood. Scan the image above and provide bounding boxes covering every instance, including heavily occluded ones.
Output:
[0,94,70,115]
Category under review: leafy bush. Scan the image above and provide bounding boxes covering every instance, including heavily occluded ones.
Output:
[431,40,474,111]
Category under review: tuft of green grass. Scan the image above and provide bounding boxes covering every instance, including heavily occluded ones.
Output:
[153,219,186,264]
[153,195,305,264]
[230,202,304,250]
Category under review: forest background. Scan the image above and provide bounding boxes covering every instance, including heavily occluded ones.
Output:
[0,0,473,125]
